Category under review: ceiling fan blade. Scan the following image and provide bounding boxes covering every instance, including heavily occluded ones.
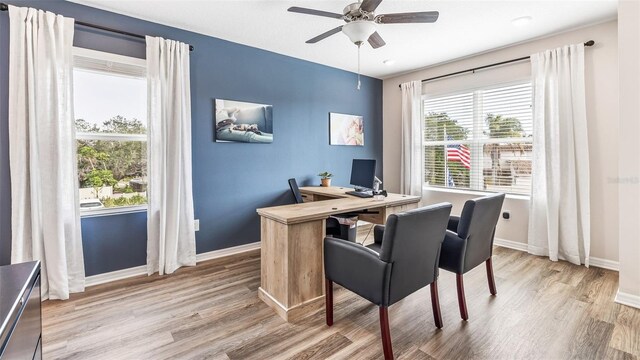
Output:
[368,31,386,49]
[360,0,383,13]
[376,11,439,24]
[288,7,344,19]
[306,26,343,44]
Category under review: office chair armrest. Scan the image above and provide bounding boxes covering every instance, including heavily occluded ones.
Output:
[448,216,461,233]
[373,225,385,244]
[324,237,391,306]
[439,230,467,274]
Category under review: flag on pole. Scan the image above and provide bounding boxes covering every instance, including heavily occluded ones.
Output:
[446,136,471,169]
[446,168,455,187]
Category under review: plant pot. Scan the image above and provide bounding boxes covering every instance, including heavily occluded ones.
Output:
[321,178,331,187]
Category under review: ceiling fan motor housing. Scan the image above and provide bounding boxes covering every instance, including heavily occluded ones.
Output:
[343,2,375,21]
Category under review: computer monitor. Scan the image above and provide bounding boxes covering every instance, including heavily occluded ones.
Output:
[350,159,376,191]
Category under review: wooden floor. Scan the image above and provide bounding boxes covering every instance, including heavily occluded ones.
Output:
[42,227,640,360]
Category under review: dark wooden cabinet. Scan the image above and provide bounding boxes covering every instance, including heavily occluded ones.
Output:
[0,262,42,360]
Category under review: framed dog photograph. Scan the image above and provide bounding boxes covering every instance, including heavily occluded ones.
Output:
[214,99,273,143]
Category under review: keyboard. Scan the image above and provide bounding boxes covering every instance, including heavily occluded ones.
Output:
[346,190,374,198]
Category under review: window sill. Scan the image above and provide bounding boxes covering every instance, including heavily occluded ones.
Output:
[80,205,147,218]
[422,186,530,201]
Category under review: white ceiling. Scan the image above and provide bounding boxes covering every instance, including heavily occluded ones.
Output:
[68,0,618,79]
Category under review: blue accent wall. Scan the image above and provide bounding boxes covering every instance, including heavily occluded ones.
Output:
[0,0,383,274]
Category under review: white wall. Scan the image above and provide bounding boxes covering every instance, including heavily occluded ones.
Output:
[617,0,640,306]
[422,190,531,246]
[383,20,619,263]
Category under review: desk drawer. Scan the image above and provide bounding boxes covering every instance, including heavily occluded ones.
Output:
[359,212,384,224]
[301,194,313,202]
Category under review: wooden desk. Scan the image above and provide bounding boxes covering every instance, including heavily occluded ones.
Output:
[256,186,421,322]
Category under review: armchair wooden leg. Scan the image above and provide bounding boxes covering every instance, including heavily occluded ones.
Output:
[325,279,333,326]
[379,307,394,360]
[456,274,469,321]
[486,258,497,295]
[430,280,443,329]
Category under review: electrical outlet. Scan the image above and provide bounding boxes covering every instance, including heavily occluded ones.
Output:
[194,219,200,231]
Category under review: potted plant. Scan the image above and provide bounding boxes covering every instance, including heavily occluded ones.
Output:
[318,172,333,187]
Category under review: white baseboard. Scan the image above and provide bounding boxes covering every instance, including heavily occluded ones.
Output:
[85,242,261,287]
[615,290,640,309]
[493,237,619,271]
[589,257,619,271]
[195,242,260,262]
[85,265,147,287]
[494,237,528,252]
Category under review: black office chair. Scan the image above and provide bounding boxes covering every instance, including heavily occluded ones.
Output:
[324,203,453,360]
[288,178,357,241]
[288,177,305,204]
[439,193,505,321]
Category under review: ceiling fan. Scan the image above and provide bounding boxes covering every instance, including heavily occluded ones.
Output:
[289,0,439,48]
[288,0,439,88]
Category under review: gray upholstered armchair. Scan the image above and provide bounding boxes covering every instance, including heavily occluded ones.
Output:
[323,203,452,360]
[439,193,505,321]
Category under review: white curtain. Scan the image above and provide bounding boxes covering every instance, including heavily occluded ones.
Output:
[400,81,423,196]
[146,36,196,275]
[528,44,591,266]
[8,5,85,300]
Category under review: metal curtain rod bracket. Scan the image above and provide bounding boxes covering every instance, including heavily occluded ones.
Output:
[399,40,595,88]
[0,2,194,51]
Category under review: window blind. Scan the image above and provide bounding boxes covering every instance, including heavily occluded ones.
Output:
[73,47,146,78]
[424,82,533,195]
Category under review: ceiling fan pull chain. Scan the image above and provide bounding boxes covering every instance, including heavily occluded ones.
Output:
[357,43,361,90]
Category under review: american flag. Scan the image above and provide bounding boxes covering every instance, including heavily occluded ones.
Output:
[447,139,471,169]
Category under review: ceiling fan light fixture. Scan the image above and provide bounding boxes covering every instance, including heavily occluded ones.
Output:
[342,20,376,44]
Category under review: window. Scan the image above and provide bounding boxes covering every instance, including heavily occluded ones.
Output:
[73,48,147,213]
[423,82,533,195]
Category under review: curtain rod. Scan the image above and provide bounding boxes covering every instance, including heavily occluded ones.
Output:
[0,2,194,51]
[398,40,595,88]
